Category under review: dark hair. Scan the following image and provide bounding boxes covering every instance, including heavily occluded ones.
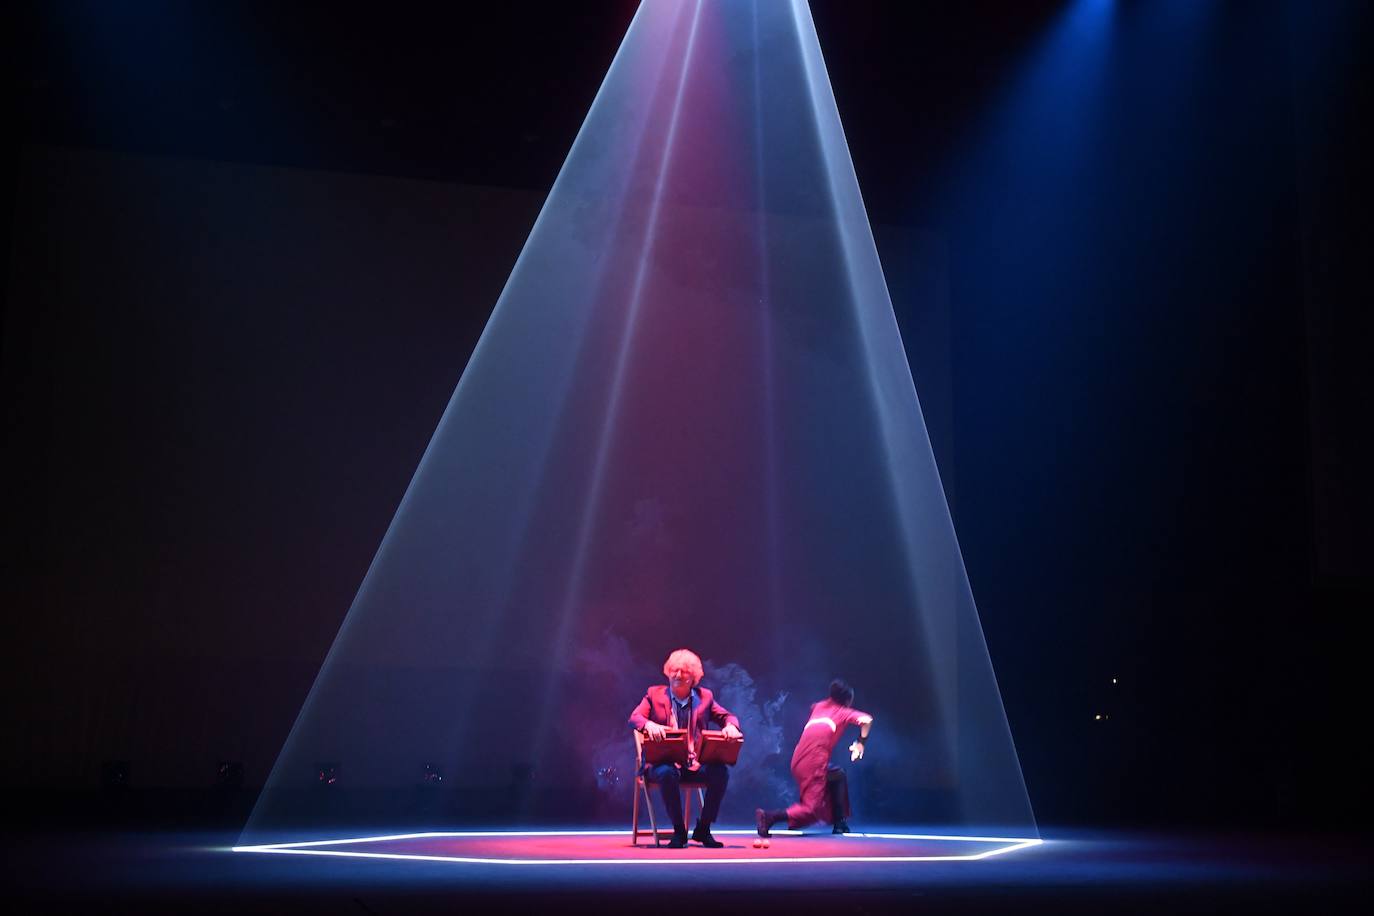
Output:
[829,679,854,706]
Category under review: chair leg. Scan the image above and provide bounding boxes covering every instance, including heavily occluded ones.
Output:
[632,778,641,846]
[683,786,705,829]
[643,779,661,847]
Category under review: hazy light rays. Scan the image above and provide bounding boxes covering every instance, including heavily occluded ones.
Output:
[244,0,1038,840]
[789,0,1036,833]
[241,2,661,842]
[793,0,972,790]
[524,0,706,772]
[422,4,691,794]
[787,0,948,690]
[751,0,785,679]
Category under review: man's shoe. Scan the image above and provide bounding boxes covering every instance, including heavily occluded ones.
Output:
[692,824,724,848]
[667,826,689,848]
[832,819,851,834]
[754,808,771,839]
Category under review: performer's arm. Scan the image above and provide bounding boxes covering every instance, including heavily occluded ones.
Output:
[628,694,652,730]
[630,693,669,741]
[849,714,873,761]
[710,698,743,739]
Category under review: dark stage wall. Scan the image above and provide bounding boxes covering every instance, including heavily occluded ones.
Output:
[4,0,1370,832]
[1,142,953,804]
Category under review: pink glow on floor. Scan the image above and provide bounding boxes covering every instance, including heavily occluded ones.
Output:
[234,830,1041,865]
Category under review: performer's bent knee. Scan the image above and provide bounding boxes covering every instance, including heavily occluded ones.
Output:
[650,764,680,784]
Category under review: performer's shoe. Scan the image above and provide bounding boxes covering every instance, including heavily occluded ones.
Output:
[667,826,690,848]
[692,823,724,848]
[754,808,771,839]
[832,819,851,834]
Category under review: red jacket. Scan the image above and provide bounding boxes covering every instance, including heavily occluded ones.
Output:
[629,685,741,745]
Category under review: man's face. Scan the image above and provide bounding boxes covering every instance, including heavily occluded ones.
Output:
[667,665,695,699]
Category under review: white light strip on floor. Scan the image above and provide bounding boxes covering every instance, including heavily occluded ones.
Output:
[231,830,1043,864]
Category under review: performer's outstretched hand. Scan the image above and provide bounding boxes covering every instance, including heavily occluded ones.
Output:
[644,721,669,741]
[722,724,743,740]
[849,741,864,762]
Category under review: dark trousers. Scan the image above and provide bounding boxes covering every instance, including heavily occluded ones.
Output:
[826,766,850,821]
[644,762,730,829]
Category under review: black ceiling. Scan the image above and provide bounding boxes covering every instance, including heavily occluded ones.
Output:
[10,0,1064,207]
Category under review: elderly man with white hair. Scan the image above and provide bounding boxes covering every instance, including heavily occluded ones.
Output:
[628,648,744,848]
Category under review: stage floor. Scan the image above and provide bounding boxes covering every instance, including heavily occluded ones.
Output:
[232,828,1039,864]
[6,825,1368,914]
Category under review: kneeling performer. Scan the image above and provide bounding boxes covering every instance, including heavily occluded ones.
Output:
[757,679,873,837]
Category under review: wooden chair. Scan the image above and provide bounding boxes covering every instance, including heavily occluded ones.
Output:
[632,730,705,846]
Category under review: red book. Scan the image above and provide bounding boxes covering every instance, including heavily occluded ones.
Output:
[698,730,743,765]
[641,729,689,766]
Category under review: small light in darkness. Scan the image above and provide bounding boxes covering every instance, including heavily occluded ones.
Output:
[217,760,244,789]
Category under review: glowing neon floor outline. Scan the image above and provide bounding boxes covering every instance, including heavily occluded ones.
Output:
[232,829,1043,865]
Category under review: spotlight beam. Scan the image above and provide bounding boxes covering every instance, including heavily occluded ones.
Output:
[752,0,786,678]
[429,0,685,775]
[525,0,707,772]
[790,0,1036,831]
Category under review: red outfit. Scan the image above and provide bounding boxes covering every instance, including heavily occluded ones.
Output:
[786,698,870,828]
[628,685,740,769]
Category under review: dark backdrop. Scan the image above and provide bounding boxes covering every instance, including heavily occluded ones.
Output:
[3,0,1369,829]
